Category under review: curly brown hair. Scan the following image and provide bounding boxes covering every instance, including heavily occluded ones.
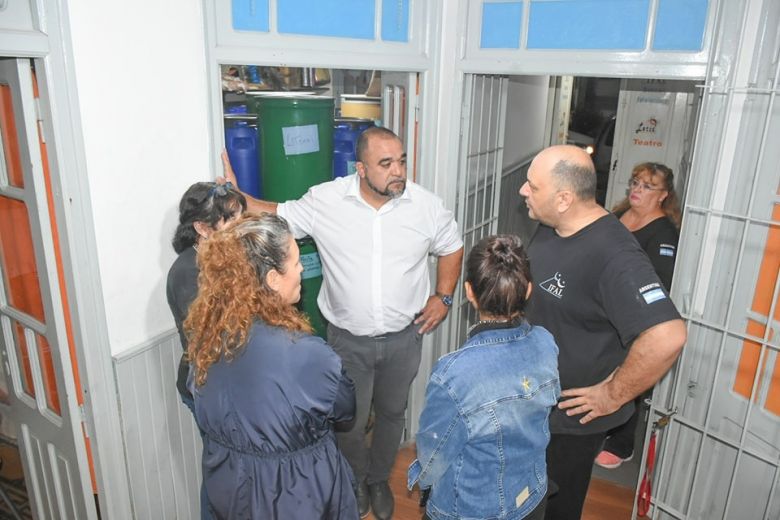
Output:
[184,213,312,387]
[612,162,682,229]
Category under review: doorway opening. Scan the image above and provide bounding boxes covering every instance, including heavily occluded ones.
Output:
[454,73,702,495]
[217,63,420,341]
[219,64,419,186]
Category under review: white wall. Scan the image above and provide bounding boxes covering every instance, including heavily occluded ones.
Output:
[67,1,211,354]
[502,75,550,168]
[497,75,549,242]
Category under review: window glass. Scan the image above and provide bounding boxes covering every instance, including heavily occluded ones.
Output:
[1,84,24,188]
[0,196,45,322]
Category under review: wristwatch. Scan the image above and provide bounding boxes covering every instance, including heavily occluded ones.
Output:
[437,293,453,307]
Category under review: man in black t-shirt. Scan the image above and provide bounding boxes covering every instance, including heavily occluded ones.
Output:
[518,145,687,520]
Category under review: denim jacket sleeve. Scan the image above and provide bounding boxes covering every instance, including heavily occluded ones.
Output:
[407,377,468,491]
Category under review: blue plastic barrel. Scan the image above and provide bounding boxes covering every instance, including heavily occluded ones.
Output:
[332,118,374,178]
[225,119,262,198]
[225,104,248,115]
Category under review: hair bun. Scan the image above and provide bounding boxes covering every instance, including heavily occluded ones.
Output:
[492,242,518,267]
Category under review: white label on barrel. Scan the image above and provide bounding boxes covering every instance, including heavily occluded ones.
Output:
[282,124,320,156]
[300,252,322,280]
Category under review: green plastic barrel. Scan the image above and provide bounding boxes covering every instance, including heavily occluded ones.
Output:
[253,94,334,202]
[245,91,316,120]
[297,237,327,339]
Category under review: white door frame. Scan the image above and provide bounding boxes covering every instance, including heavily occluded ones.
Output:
[1,1,132,517]
[0,57,95,520]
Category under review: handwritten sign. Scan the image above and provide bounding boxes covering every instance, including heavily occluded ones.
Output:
[301,251,322,280]
[282,124,320,156]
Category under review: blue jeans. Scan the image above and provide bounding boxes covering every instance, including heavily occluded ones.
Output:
[424,496,548,520]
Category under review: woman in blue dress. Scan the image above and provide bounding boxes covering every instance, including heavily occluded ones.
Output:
[185,213,358,519]
[409,235,560,520]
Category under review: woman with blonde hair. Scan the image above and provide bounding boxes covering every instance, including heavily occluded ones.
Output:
[185,213,357,519]
[595,162,681,470]
[609,162,681,289]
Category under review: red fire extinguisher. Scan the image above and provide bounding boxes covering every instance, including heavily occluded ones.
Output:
[638,409,676,517]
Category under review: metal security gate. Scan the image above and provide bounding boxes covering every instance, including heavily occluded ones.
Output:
[446,74,509,353]
[639,0,780,518]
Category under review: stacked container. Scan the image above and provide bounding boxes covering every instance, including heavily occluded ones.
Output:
[248,93,335,338]
[333,117,374,178]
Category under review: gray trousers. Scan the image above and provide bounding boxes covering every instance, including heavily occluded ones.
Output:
[328,322,423,484]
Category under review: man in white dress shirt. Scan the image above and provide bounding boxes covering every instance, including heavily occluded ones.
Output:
[230,127,463,519]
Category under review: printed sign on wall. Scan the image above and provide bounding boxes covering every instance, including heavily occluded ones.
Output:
[631,92,672,148]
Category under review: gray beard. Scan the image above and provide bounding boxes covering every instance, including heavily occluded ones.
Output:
[366,176,406,199]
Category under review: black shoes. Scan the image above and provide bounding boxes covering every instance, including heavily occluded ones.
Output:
[368,481,394,520]
[357,479,370,518]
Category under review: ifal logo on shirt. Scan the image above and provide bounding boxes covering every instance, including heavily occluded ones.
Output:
[539,272,566,299]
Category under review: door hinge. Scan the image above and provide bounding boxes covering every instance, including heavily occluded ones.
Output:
[79,404,92,439]
[34,97,46,144]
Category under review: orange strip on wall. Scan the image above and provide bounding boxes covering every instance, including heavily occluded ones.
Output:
[733,192,780,415]
[765,332,780,414]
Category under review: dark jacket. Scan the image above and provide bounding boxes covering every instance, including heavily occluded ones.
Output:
[165,246,199,399]
[190,321,357,519]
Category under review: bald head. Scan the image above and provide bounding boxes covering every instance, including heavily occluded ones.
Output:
[534,145,597,201]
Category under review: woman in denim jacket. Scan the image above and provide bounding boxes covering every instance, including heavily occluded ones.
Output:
[409,235,560,520]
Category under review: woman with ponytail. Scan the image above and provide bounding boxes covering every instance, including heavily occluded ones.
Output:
[408,235,560,520]
[185,213,357,519]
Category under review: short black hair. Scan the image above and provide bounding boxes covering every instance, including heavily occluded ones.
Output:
[171,182,247,253]
[466,235,531,318]
[355,126,401,163]
[551,159,596,200]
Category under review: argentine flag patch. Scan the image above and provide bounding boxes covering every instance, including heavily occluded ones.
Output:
[659,243,676,257]
[639,282,667,304]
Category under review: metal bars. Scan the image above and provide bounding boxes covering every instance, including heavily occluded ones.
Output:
[447,74,508,353]
[645,0,780,517]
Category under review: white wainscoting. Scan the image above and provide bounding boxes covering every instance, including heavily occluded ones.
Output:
[113,330,202,519]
